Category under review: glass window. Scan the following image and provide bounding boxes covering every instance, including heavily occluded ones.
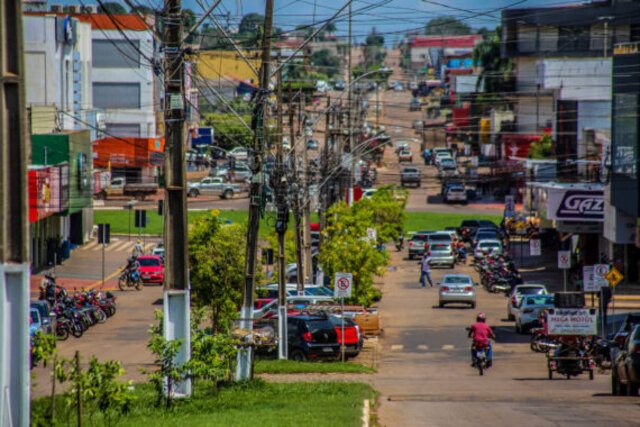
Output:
[93,83,141,109]
[613,93,638,177]
[92,40,140,68]
[138,258,160,267]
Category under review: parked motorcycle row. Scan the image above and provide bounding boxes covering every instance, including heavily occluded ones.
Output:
[38,285,118,341]
[473,253,522,294]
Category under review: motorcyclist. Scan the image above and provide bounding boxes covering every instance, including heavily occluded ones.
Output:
[468,313,495,367]
[132,239,144,258]
[125,256,140,280]
[396,234,405,251]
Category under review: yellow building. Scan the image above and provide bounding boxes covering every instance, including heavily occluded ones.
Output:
[194,51,261,83]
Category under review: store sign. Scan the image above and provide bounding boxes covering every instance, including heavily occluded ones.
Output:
[556,221,602,234]
[546,188,604,222]
[547,309,597,336]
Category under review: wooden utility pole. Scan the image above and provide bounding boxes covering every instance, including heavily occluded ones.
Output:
[0,1,31,423]
[237,0,275,381]
[275,65,288,359]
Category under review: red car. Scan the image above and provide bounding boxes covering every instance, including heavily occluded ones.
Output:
[136,255,164,285]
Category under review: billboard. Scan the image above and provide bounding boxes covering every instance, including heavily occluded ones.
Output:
[546,188,604,222]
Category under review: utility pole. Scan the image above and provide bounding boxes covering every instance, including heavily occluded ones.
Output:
[237,0,275,381]
[274,65,288,360]
[319,96,331,237]
[347,3,354,205]
[301,100,312,285]
[290,93,304,294]
[163,0,191,397]
[0,1,31,424]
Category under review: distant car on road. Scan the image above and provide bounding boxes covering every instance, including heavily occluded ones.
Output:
[507,284,548,320]
[334,80,346,91]
[445,185,467,204]
[514,294,554,333]
[438,274,476,308]
[413,119,423,131]
[473,239,503,260]
[426,232,455,268]
[187,177,244,199]
[136,255,164,285]
[228,146,248,161]
[409,98,421,111]
[394,81,403,91]
[398,150,413,163]
[408,232,431,260]
[401,166,421,188]
[307,139,319,150]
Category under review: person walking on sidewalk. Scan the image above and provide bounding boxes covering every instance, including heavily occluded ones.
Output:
[420,254,433,288]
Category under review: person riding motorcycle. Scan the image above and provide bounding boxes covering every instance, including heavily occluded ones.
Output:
[125,256,141,281]
[468,313,495,367]
[132,239,144,258]
[396,234,405,251]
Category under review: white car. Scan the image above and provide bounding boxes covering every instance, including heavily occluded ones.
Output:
[229,147,249,161]
[438,274,476,308]
[434,152,453,166]
[362,188,377,199]
[514,294,554,334]
[507,284,549,320]
[473,239,503,260]
[445,185,467,203]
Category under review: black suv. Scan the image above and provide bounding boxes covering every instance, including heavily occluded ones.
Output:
[288,316,339,361]
[459,219,502,242]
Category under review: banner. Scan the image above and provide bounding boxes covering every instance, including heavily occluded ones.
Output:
[547,309,597,336]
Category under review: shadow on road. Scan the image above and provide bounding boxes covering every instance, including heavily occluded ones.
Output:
[492,326,531,344]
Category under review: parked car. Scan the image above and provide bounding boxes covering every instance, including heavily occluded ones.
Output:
[514,294,555,334]
[228,146,248,161]
[408,232,432,260]
[438,274,476,308]
[307,139,319,150]
[409,98,421,111]
[362,188,377,199]
[30,308,45,337]
[507,284,549,320]
[426,232,455,268]
[334,80,346,91]
[287,315,340,361]
[473,239,503,260]
[394,81,403,91]
[612,324,640,395]
[612,314,640,346]
[395,141,409,154]
[210,163,251,182]
[30,300,53,335]
[459,219,502,242]
[445,185,467,204]
[136,255,164,285]
[472,228,503,247]
[328,315,363,359]
[398,150,413,163]
[434,152,453,166]
[187,177,244,199]
[401,167,421,188]
[413,120,423,131]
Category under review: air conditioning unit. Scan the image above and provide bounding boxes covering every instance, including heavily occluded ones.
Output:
[50,4,63,12]
[67,5,82,13]
[81,4,97,13]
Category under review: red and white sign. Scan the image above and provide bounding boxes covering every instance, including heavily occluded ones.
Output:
[557,251,571,269]
[547,309,597,336]
[529,239,541,256]
[594,264,610,289]
[334,272,353,298]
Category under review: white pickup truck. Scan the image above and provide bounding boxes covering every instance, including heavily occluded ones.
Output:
[187,177,245,199]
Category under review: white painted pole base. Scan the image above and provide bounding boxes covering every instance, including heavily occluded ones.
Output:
[235,305,253,381]
[278,305,288,360]
[0,263,30,427]
[163,290,191,398]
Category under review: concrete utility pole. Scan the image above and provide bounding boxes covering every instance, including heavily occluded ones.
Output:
[0,2,31,424]
[275,65,288,360]
[347,3,354,204]
[290,93,304,294]
[319,96,331,238]
[301,102,312,285]
[236,0,274,381]
[163,0,191,397]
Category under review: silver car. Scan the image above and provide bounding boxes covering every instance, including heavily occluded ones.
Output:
[438,274,476,308]
[473,239,503,260]
[426,232,455,268]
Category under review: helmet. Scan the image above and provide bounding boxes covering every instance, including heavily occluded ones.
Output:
[45,271,56,280]
[137,239,142,244]
[476,312,486,322]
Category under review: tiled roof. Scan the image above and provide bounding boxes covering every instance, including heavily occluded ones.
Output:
[24,12,149,31]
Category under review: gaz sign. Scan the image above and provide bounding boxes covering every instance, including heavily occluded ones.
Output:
[334,272,353,298]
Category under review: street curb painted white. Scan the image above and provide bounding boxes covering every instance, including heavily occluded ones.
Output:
[362,399,370,427]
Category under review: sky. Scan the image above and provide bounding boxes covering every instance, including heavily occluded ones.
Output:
[62,0,581,43]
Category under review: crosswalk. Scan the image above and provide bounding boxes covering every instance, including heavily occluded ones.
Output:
[388,344,458,352]
[82,240,157,254]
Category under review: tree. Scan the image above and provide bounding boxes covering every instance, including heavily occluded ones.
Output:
[472,26,514,95]
[528,135,553,159]
[310,49,340,78]
[365,28,384,47]
[189,211,247,333]
[98,1,127,14]
[239,13,264,34]
[424,17,471,36]
[203,113,252,150]
[182,9,196,30]
[130,4,154,15]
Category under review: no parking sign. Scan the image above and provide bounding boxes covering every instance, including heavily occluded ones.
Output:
[334,272,353,298]
[594,264,610,289]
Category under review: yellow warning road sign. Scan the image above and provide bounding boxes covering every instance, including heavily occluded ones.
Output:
[605,267,624,287]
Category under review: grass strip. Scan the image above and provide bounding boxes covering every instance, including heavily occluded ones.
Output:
[32,380,376,427]
[254,359,376,374]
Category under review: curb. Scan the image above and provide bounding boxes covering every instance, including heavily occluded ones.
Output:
[362,399,370,427]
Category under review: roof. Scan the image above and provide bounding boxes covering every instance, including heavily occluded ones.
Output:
[24,12,149,30]
[408,34,482,49]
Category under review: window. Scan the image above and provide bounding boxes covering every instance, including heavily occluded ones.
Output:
[93,83,141,109]
[92,40,140,68]
[558,26,589,52]
[105,123,141,137]
[613,94,638,177]
[517,25,537,53]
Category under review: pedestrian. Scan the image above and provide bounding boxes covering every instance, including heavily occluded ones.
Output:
[420,254,433,288]
[423,148,431,165]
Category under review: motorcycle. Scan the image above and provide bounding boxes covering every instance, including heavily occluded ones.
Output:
[119,266,143,291]
[472,342,491,376]
[456,248,467,264]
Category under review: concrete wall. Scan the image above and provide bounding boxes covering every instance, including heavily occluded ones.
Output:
[538,58,611,101]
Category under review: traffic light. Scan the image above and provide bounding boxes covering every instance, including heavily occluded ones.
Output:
[158,200,164,216]
[135,210,147,228]
[97,223,111,244]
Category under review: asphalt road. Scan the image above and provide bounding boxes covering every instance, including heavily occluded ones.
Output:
[374,249,640,426]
